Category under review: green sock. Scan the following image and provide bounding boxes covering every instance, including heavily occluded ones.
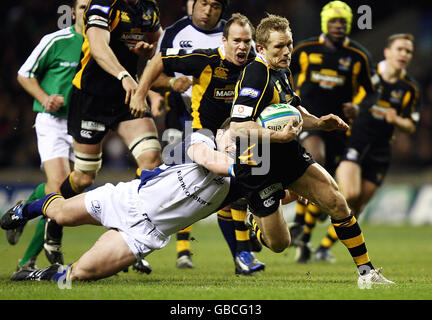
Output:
[19,217,45,267]
[25,183,46,203]
[19,183,47,267]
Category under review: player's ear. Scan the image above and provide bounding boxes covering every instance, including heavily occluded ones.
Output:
[71,6,76,21]
[256,43,265,54]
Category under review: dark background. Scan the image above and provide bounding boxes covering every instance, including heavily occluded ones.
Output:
[0,0,431,177]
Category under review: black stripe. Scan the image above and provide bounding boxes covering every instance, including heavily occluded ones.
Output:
[130,136,158,152]
[177,233,190,241]
[75,155,101,162]
[333,223,361,241]
[348,243,367,257]
[232,221,248,231]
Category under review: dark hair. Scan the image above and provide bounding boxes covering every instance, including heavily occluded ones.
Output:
[222,13,255,39]
[385,33,415,48]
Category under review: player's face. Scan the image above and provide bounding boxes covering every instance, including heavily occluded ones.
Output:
[192,0,223,31]
[259,30,293,70]
[384,39,414,71]
[223,23,253,66]
[327,17,347,43]
[74,0,89,31]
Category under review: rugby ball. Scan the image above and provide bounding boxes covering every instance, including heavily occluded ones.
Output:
[256,103,302,131]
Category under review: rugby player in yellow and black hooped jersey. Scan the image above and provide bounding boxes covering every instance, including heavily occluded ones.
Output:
[61,0,163,273]
[288,1,377,263]
[228,15,395,285]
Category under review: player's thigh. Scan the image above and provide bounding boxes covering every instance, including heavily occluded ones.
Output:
[116,117,159,145]
[335,160,362,201]
[288,163,349,218]
[71,229,136,281]
[52,193,101,226]
[43,157,72,193]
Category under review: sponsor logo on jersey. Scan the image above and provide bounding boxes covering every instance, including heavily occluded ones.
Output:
[263,196,275,208]
[390,89,404,103]
[214,67,228,79]
[120,11,131,23]
[239,87,260,98]
[142,13,153,21]
[338,56,352,71]
[311,69,345,89]
[59,61,79,67]
[274,80,282,93]
[231,104,253,118]
[214,86,235,100]
[89,4,111,15]
[179,40,193,48]
[81,120,106,132]
[177,171,211,206]
[121,31,145,48]
[258,183,283,199]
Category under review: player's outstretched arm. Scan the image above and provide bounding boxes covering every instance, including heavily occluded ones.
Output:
[297,105,349,131]
[186,143,234,176]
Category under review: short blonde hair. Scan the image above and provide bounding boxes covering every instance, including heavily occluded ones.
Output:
[255,14,291,48]
[385,33,415,48]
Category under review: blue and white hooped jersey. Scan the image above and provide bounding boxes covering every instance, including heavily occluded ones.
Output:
[136,131,236,236]
[156,16,225,100]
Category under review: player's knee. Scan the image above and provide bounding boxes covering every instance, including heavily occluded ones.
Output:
[73,152,101,188]
[267,234,290,253]
[129,133,162,170]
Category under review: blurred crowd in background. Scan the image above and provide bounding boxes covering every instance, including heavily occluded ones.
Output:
[0,0,431,172]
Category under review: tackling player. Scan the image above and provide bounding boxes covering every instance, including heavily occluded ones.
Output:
[131,13,266,275]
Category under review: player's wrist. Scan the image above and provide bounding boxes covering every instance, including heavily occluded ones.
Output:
[117,70,131,81]
[168,77,176,90]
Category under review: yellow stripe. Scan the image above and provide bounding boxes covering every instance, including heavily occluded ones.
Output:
[296,51,309,88]
[353,252,370,266]
[307,203,321,214]
[353,85,366,104]
[191,65,213,129]
[176,240,190,253]
[327,225,338,240]
[296,202,306,215]
[217,209,232,218]
[178,225,192,233]
[72,37,91,89]
[235,230,250,241]
[66,263,75,282]
[320,237,333,248]
[217,216,232,222]
[345,45,374,90]
[341,233,365,249]
[401,91,411,112]
[42,195,63,215]
[333,216,357,228]
[231,209,246,222]
[352,61,361,96]
[304,212,317,225]
[136,168,142,177]
[162,53,218,60]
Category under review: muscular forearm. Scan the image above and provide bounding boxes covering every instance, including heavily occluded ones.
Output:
[136,53,165,97]
[17,75,49,105]
[297,105,320,130]
[230,121,279,143]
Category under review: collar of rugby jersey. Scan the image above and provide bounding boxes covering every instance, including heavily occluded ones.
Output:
[319,33,350,47]
[377,60,407,80]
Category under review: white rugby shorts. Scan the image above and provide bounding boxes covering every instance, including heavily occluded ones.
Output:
[84,179,171,259]
[34,113,74,164]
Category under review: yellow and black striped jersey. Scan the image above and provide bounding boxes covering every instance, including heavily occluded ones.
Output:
[161,47,255,134]
[73,0,160,97]
[351,60,421,144]
[290,34,375,121]
[231,54,300,123]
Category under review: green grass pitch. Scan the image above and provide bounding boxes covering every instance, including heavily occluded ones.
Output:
[1,218,431,301]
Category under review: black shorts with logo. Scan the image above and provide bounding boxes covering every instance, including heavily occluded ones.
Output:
[299,129,347,176]
[237,140,315,217]
[68,87,151,144]
[341,136,391,186]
